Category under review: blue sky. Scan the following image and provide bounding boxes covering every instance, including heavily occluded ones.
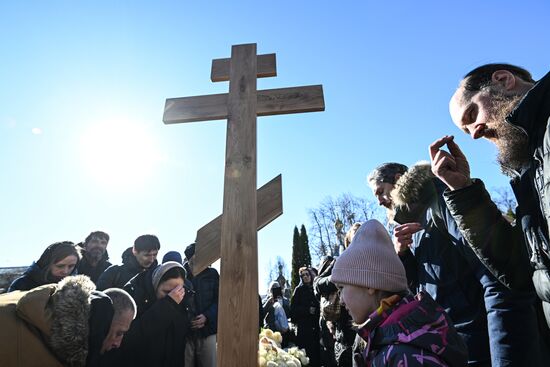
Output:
[1,1,549,292]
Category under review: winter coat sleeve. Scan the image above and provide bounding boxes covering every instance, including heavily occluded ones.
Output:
[398,249,419,293]
[7,276,33,292]
[201,271,219,328]
[96,265,119,291]
[313,273,338,299]
[443,178,533,290]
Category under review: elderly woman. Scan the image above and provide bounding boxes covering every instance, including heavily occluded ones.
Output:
[8,241,81,292]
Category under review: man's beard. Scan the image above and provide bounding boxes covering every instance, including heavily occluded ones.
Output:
[87,247,104,261]
[486,89,530,176]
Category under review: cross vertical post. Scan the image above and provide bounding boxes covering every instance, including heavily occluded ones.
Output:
[218,43,259,366]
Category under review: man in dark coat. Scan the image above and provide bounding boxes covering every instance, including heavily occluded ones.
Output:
[97,234,160,290]
[77,231,112,284]
[391,161,544,366]
[430,64,550,327]
[183,243,219,367]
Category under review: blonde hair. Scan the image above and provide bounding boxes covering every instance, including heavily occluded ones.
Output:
[344,222,362,249]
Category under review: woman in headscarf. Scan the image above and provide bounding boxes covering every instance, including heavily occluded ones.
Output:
[119,261,191,367]
[291,266,320,366]
[8,241,81,292]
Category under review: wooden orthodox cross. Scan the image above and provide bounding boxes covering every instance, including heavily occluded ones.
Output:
[163,43,324,366]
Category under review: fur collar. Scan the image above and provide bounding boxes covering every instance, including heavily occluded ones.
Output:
[391,161,434,207]
[390,162,437,223]
[49,275,95,367]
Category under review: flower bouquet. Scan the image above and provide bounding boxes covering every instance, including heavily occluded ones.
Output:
[258,329,309,367]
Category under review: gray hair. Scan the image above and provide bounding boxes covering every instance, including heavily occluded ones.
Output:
[104,288,137,319]
[367,163,408,186]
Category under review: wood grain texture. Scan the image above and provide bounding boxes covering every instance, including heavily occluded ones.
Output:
[163,85,324,124]
[190,174,283,276]
[211,53,276,82]
[217,43,259,367]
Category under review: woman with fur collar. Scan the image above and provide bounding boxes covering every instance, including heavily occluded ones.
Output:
[0,275,136,367]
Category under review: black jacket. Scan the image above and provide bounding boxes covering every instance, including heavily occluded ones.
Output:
[120,269,191,367]
[77,248,111,284]
[443,71,550,322]
[184,262,219,338]
[97,247,156,290]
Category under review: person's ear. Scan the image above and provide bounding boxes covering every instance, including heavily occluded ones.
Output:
[394,173,402,182]
[366,288,376,296]
[132,247,137,256]
[492,70,516,90]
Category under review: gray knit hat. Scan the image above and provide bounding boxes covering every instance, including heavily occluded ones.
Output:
[330,220,408,292]
[152,261,185,292]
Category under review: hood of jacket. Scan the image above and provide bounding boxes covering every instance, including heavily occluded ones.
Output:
[507,71,550,148]
[359,291,468,367]
[17,275,96,367]
[22,261,48,285]
[391,162,439,224]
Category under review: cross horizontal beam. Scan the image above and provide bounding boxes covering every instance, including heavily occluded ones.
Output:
[188,174,283,276]
[211,53,277,82]
[163,85,325,124]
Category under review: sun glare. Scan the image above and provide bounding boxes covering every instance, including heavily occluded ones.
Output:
[80,118,164,190]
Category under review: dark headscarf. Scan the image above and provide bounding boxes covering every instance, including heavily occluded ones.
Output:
[36,241,81,282]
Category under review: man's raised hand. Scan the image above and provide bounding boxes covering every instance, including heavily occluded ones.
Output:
[429,135,472,191]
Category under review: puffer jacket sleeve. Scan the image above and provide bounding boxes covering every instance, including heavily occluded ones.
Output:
[443,178,533,290]
[370,344,455,366]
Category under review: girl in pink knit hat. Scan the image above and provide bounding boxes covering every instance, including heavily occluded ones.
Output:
[330,219,468,367]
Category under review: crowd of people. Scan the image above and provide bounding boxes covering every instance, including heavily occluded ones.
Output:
[0,232,219,367]
[1,62,550,366]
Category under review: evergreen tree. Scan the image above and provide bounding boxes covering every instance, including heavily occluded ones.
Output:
[291,226,301,291]
[300,224,312,270]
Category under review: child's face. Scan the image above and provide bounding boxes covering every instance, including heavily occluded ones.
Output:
[339,284,378,324]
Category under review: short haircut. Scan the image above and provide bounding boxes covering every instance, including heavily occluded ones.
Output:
[367,163,408,186]
[104,288,137,319]
[134,234,161,252]
[462,63,535,93]
[84,231,110,246]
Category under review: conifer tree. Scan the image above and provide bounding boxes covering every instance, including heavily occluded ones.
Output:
[291,226,301,291]
[300,224,312,270]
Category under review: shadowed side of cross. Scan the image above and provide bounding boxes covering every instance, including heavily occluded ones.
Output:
[189,174,283,276]
[162,43,324,367]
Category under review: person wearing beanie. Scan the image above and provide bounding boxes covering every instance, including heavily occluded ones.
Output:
[119,261,191,367]
[0,275,136,367]
[8,241,81,292]
[331,220,468,367]
[162,250,183,264]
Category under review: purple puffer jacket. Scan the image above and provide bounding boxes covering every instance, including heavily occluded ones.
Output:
[356,291,468,367]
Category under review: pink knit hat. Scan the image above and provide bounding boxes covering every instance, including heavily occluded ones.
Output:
[330,219,408,292]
